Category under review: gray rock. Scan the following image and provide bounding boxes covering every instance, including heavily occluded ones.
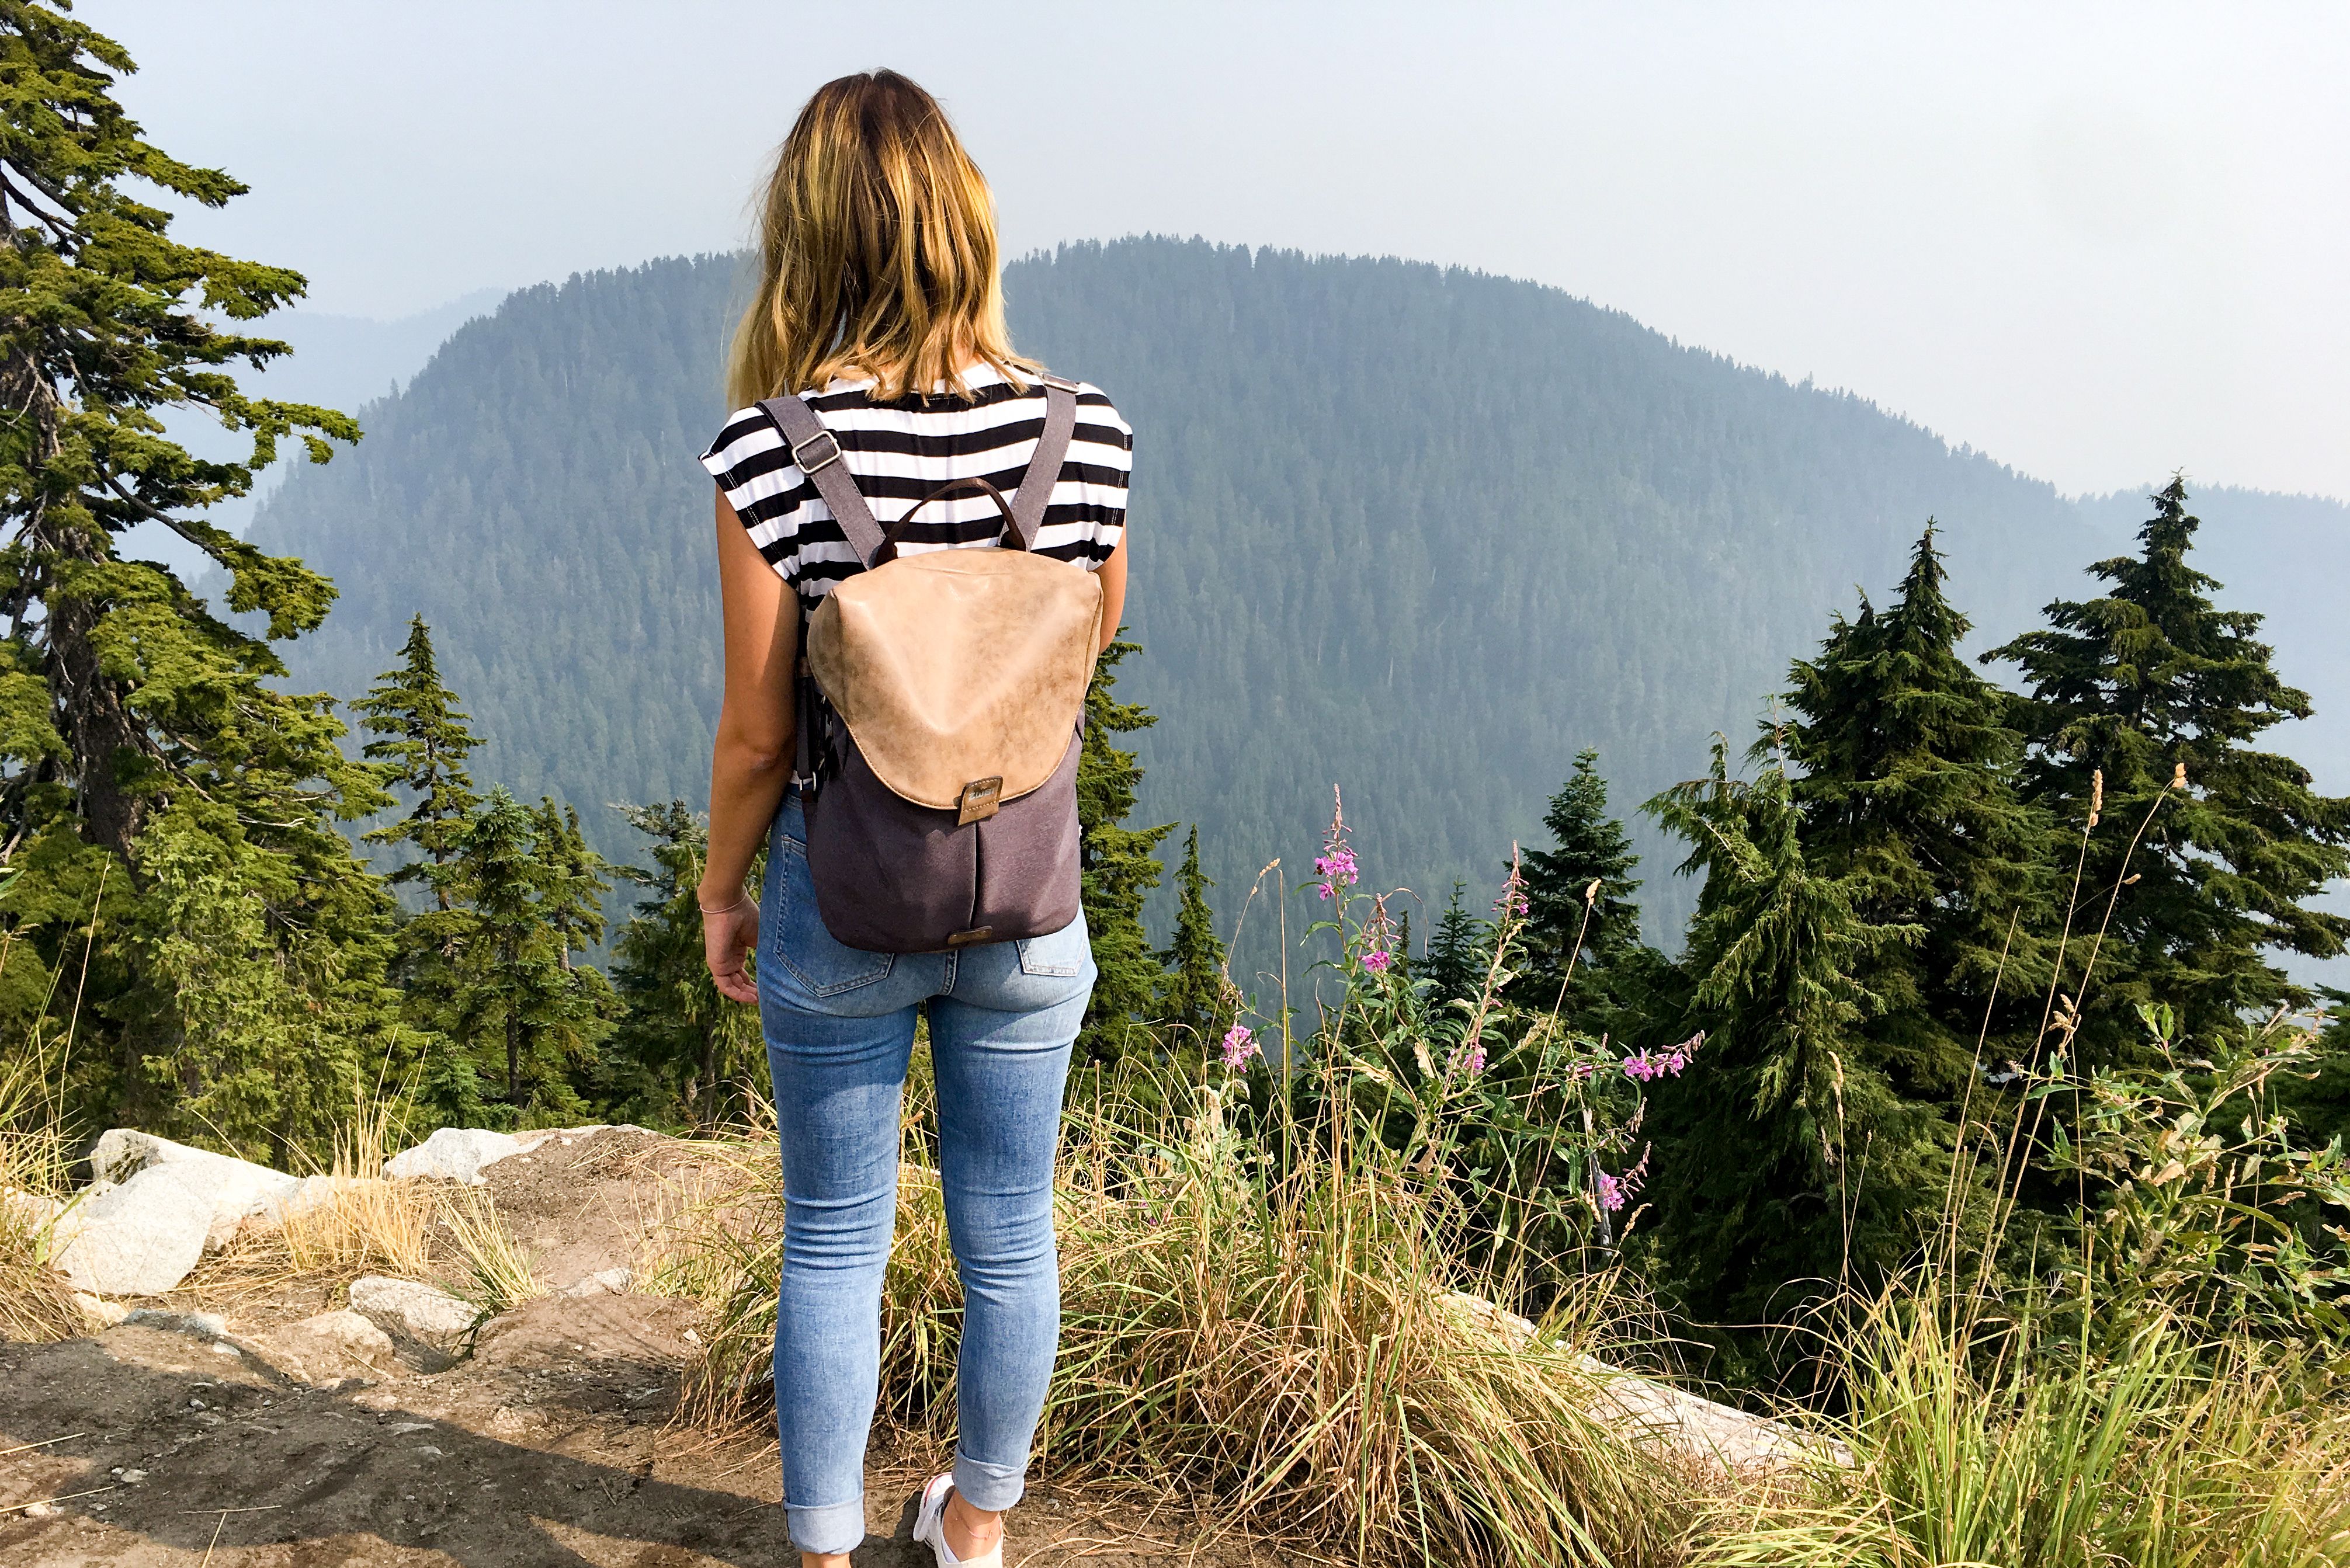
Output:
[87,1129,306,1250]
[71,1291,130,1328]
[48,1163,213,1296]
[556,1266,632,1298]
[1440,1289,1848,1474]
[381,1127,528,1185]
[381,1124,654,1185]
[256,1308,399,1381]
[348,1275,480,1348]
[120,1308,230,1339]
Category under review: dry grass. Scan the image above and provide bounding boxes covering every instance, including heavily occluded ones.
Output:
[0,1049,81,1343]
[1695,1284,2350,1568]
[659,1062,1695,1567]
[440,1185,544,1317]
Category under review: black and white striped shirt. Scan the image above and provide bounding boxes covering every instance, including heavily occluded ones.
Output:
[699,365,1132,613]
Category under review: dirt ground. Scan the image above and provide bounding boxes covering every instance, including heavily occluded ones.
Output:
[0,1130,1300,1567]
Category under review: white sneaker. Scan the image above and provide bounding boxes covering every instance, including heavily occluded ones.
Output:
[911,1472,1002,1568]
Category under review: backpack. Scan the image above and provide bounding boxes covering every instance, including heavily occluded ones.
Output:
[756,376,1101,954]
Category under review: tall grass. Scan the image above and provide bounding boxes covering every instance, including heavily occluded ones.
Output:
[1698,1286,2350,1567]
[0,1046,81,1341]
[662,1053,1695,1566]
[270,1093,439,1280]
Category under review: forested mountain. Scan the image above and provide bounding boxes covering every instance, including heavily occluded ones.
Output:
[237,238,2340,959]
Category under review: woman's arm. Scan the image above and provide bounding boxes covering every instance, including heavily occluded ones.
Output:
[1095,534,1127,652]
[700,485,797,1004]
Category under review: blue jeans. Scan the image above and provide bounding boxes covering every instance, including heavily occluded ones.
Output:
[759,794,1094,1556]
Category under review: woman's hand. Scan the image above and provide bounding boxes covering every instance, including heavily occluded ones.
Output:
[702,894,761,1005]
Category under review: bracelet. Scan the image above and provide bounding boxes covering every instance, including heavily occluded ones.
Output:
[697,894,749,917]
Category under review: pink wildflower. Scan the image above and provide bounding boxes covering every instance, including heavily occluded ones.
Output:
[1596,1145,1653,1214]
[1220,1024,1259,1069]
[1362,947,1392,973]
[1619,1030,1705,1083]
[1315,789,1359,901]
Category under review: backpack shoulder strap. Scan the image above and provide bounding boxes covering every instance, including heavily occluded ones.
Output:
[756,394,889,568]
[1004,376,1080,551]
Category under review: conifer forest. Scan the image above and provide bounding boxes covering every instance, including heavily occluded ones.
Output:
[12,9,2350,1532]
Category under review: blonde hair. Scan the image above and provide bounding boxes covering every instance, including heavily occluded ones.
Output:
[726,71,1033,409]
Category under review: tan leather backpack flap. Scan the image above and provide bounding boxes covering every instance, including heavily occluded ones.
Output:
[806,550,1104,811]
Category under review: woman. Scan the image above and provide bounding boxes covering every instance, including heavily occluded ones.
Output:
[694,71,1131,1568]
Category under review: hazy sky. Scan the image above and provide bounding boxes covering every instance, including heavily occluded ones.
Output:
[93,1,2349,503]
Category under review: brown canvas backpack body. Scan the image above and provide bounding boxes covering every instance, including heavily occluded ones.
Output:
[757,376,1102,954]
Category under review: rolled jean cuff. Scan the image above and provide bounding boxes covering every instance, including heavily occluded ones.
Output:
[786,1496,865,1555]
[953,1449,1027,1512]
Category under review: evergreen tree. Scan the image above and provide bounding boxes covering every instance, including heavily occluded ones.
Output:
[403,788,614,1124]
[1076,637,1174,1063]
[530,796,611,968]
[1425,881,1488,1014]
[606,800,760,1129]
[1985,479,2350,1066]
[1780,526,2052,1108]
[1639,743,1931,1329]
[1155,825,1227,1050]
[1512,750,1648,1032]
[353,615,479,908]
[0,6,407,1156]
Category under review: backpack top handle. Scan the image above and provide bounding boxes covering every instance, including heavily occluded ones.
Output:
[758,376,1080,571]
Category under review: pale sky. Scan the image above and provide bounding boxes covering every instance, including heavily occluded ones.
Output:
[93,1,2350,503]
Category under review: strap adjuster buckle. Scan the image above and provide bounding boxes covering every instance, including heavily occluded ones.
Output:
[791,429,842,476]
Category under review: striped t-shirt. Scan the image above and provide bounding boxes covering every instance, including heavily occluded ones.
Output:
[699,364,1132,613]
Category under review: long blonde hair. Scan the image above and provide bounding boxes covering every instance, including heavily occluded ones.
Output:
[726,71,1032,409]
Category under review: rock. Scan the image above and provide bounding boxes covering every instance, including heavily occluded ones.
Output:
[557,1266,632,1298]
[255,1308,399,1382]
[383,1127,529,1185]
[120,1308,230,1340]
[86,1129,306,1250]
[72,1292,130,1328]
[381,1124,652,1185]
[2,1184,64,1230]
[47,1163,213,1296]
[1439,1289,1847,1475]
[348,1275,480,1349]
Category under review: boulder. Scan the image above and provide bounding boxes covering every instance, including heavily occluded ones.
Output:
[383,1127,530,1185]
[381,1123,648,1184]
[87,1129,306,1250]
[1440,1290,1847,1474]
[348,1275,480,1350]
[48,1163,214,1296]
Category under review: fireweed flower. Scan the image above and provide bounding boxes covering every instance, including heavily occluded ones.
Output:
[1220,1024,1259,1068]
[1360,896,1398,974]
[1362,947,1393,973]
[1596,1145,1652,1214]
[1619,1030,1705,1083]
[1314,790,1359,901]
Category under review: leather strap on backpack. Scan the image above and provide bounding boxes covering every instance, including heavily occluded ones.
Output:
[756,377,1078,566]
[755,374,1081,792]
[756,394,890,566]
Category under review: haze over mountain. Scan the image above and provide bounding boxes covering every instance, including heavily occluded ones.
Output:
[235,238,2350,961]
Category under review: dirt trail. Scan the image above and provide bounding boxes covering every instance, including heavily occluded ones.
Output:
[1,1131,1293,1567]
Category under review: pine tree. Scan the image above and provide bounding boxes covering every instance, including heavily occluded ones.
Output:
[530,796,611,968]
[353,615,479,908]
[404,788,614,1124]
[1985,479,2350,1066]
[1512,750,1647,1031]
[606,800,761,1129]
[1639,743,1931,1328]
[1076,637,1174,1063]
[0,6,408,1156]
[1155,825,1227,1051]
[1780,526,2052,1107]
[1425,881,1488,1014]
